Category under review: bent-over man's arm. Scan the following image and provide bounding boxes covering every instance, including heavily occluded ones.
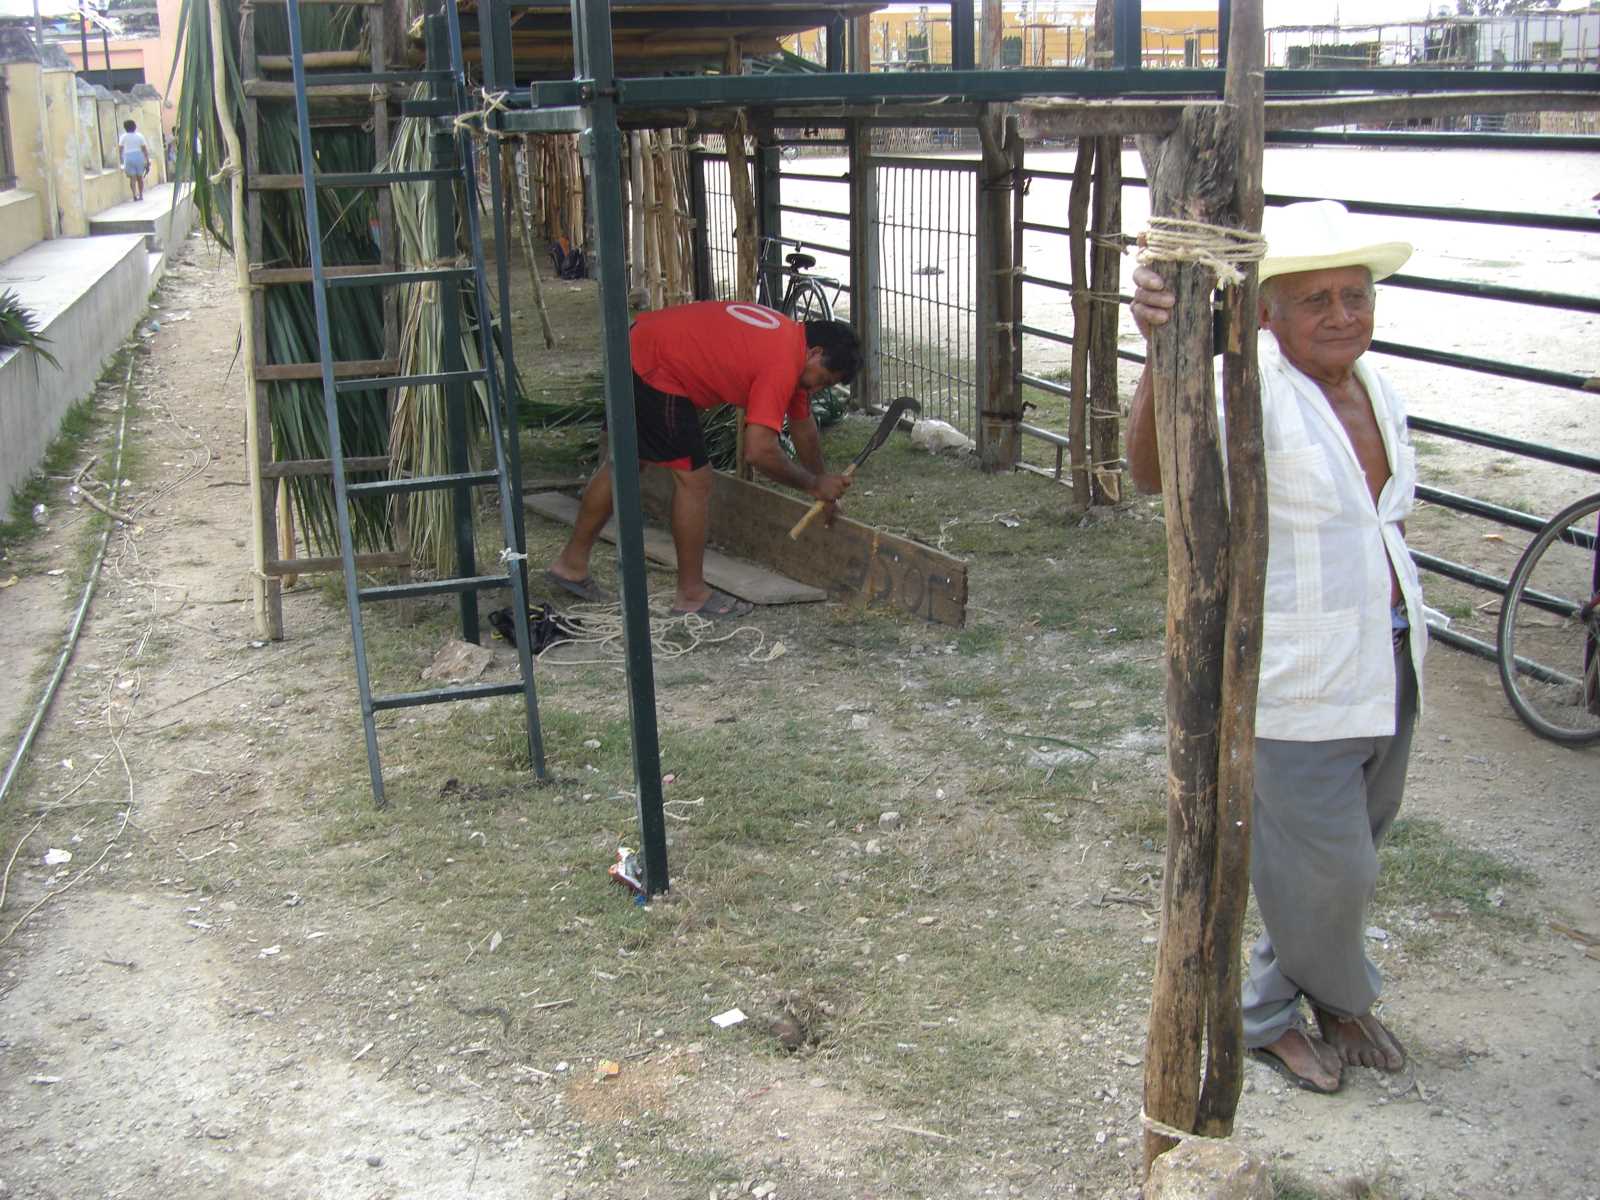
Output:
[743,422,851,503]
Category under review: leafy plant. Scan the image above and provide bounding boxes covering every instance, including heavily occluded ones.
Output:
[0,291,61,371]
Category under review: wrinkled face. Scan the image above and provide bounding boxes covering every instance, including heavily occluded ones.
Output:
[799,346,843,392]
[1260,265,1376,382]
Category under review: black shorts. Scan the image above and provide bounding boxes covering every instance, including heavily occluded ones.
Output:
[621,373,708,471]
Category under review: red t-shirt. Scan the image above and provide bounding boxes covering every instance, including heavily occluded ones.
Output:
[630,301,812,432]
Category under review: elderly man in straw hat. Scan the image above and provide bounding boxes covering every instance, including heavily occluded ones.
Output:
[1127,200,1429,1095]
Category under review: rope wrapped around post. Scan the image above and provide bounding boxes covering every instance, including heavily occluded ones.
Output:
[1137,217,1266,288]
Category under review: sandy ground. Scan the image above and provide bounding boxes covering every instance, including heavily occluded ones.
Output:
[0,235,1596,1200]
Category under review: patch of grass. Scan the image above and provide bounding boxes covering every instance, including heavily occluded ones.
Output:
[1377,818,1534,918]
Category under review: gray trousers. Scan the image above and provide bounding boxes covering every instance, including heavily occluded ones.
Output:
[1242,640,1419,1049]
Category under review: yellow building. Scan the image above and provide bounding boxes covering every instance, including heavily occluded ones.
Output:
[785,6,1219,70]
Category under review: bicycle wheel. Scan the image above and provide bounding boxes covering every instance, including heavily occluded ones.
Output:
[786,280,847,427]
[1496,491,1600,745]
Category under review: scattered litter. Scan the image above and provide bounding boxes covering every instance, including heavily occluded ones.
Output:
[32,503,47,519]
[29,1076,62,1085]
[1365,926,1389,942]
[595,1060,621,1079]
[878,811,902,831]
[488,930,503,954]
[43,848,72,865]
[993,512,1022,528]
[583,739,601,749]
[0,575,17,588]
[608,847,645,899]
[910,418,974,454]
[1486,888,1505,908]
[849,713,870,731]
[711,1008,747,1029]
[45,568,65,577]
[259,945,281,957]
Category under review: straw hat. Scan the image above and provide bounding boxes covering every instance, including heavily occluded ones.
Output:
[1258,200,1412,285]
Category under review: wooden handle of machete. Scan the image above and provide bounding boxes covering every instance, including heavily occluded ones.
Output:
[788,463,857,539]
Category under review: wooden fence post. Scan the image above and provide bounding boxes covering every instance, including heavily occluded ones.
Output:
[1139,0,1266,1175]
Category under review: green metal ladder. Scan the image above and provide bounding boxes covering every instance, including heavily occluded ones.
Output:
[282,0,545,805]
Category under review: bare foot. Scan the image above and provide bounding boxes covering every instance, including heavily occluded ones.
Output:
[1250,1026,1343,1094]
[1315,1007,1406,1072]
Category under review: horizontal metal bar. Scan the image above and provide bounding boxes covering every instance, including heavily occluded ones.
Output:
[359,574,509,602]
[778,171,850,185]
[1408,416,1600,475]
[1022,219,1073,236]
[371,681,527,712]
[778,203,850,222]
[1119,172,1599,234]
[1426,622,1578,688]
[326,267,475,288]
[1020,272,1074,294]
[1019,419,1070,445]
[1384,272,1600,316]
[527,67,1600,113]
[346,470,499,496]
[336,368,486,393]
[1370,338,1597,392]
[1020,373,1072,399]
[1268,191,1600,234]
[261,455,390,478]
[1416,484,1546,535]
[1411,550,1579,619]
[499,107,594,134]
[1019,323,1147,364]
[1267,129,1600,153]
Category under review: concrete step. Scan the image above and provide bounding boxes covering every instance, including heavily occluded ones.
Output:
[88,183,196,254]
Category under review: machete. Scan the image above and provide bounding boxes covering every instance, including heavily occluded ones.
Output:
[788,395,921,539]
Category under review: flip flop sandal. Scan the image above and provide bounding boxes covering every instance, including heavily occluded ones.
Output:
[544,569,612,604]
[671,588,753,620]
[1248,1039,1343,1095]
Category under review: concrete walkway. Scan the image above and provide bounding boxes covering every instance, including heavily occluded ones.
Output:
[89,182,196,259]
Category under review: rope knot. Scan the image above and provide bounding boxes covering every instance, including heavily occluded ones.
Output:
[1137,217,1266,287]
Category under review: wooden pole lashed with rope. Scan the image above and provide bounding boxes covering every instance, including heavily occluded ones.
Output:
[1138,0,1267,1176]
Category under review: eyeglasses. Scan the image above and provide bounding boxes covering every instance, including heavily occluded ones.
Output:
[1288,287,1375,318]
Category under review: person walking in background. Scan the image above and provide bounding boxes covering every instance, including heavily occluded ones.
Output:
[118,119,151,202]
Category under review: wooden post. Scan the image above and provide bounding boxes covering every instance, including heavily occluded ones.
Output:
[1065,136,1094,507]
[1088,134,1122,505]
[1139,0,1266,1174]
[976,106,1018,473]
[1197,0,1266,1137]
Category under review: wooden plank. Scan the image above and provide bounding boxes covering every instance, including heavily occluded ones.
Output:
[254,358,398,383]
[250,263,391,285]
[525,491,827,607]
[261,456,391,479]
[1019,90,1600,140]
[244,81,390,100]
[639,471,968,628]
[264,552,410,577]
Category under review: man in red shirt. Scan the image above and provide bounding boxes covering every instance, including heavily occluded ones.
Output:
[546,301,860,617]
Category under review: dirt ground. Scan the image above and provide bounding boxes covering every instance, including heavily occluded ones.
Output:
[0,235,1597,1200]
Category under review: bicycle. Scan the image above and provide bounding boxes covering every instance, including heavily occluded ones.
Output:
[755,235,848,426]
[756,235,843,327]
[1496,489,1600,745]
